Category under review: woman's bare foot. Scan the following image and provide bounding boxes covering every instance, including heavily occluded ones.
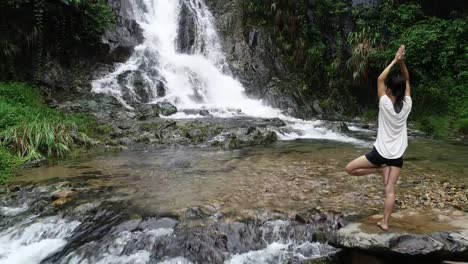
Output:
[377,220,389,231]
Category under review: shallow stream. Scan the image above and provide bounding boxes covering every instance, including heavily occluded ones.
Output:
[1,133,466,264]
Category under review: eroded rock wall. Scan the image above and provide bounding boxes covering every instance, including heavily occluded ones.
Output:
[205,0,317,119]
[38,0,143,98]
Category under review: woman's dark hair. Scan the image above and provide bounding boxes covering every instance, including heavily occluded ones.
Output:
[386,76,406,113]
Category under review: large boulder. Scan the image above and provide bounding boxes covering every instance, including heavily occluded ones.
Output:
[156,102,178,116]
[331,209,468,260]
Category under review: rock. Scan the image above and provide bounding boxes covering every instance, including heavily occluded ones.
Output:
[138,217,178,230]
[332,209,468,259]
[177,2,197,53]
[224,137,239,150]
[248,29,257,47]
[156,102,178,116]
[295,214,308,224]
[329,122,349,133]
[51,190,77,200]
[118,70,155,103]
[73,202,102,215]
[312,100,324,115]
[156,81,166,97]
[52,197,73,207]
[184,207,209,220]
[103,0,144,54]
[265,117,286,127]
[117,122,132,130]
[110,110,134,120]
[186,129,206,142]
[137,104,160,120]
[362,123,377,130]
[118,137,133,145]
[22,157,48,168]
[199,109,211,116]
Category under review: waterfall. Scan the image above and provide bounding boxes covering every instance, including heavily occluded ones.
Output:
[92,0,362,144]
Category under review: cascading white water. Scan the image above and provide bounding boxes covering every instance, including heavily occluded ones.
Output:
[92,0,363,144]
[0,216,80,264]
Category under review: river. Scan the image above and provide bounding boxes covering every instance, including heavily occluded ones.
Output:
[1,134,466,263]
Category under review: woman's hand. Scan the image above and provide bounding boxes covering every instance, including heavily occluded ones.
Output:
[395,45,405,62]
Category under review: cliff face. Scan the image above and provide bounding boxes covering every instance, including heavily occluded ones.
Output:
[35,0,143,98]
[205,0,319,119]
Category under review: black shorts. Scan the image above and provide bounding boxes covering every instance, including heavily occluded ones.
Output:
[365,147,404,168]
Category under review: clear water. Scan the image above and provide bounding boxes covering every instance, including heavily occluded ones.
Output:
[2,138,467,264]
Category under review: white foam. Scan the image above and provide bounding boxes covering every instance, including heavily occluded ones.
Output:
[157,256,193,264]
[348,125,375,133]
[225,242,289,264]
[94,250,151,264]
[63,228,174,264]
[0,216,80,264]
[225,241,337,264]
[0,203,29,216]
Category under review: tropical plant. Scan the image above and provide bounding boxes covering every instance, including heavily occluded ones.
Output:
[346,27,381,82]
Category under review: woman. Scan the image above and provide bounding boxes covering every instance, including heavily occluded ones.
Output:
[345,45,412,231]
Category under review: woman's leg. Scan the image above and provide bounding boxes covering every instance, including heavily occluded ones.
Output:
[377,166,401,231]
[345,155,382,176]
[382,166,391,185]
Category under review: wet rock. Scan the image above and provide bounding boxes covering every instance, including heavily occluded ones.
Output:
[295,214,308,224]
[118,122,132,130]
[185,129,206,142]
[200,204,219,215]
[362,123,377,130]
[52,197,73,207]
[313,100,324,115]
[118,137,133,145]
[329,122,350,133]
[177,2,197,53]
[73,202,102,215]
[137,104,160,120]
[224,137,239,150]
[156,101,178,116]
[265,117,286,127]
[138,217,178,230]
[51,190,77,200]
[184,207,210,220]
[22,157,48,168]
[332,209,468,259]
[111,219,142,234]
[199,109,212,117]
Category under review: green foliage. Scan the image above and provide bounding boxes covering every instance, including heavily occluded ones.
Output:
[0,82,93,183]
[417,116,451,139]
[454,118,468,136]
[80,0,115,42]
[346,27,381,82]
[0,147,22,184]
[363,110,378,122]
[1,120,90,160]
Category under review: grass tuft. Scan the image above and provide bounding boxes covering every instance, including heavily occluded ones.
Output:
[0,82,94,183]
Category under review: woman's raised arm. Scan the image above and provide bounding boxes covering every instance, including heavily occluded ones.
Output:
[377,45,405,98]
[377,60,397,98]
[397,47,411,97]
